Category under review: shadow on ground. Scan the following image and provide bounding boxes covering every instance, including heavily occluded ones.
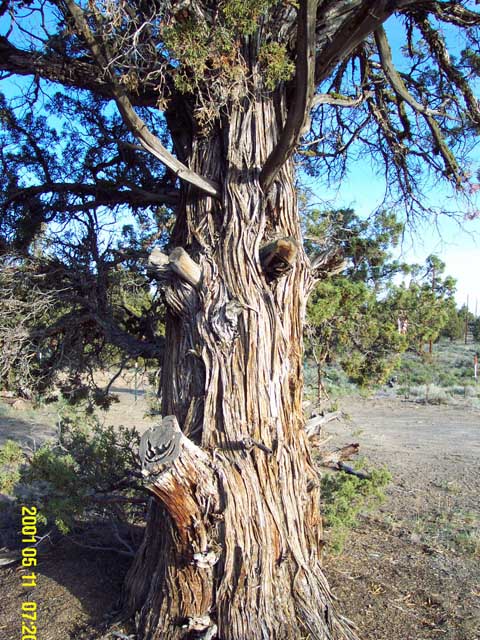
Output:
[0,415,56,447]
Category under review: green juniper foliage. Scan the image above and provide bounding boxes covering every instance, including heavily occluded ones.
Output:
[1,404,145,537]
[321,466,392,554]
[0,439,23,495]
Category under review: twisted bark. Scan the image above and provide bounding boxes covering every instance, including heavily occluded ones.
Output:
[123,95,359,640]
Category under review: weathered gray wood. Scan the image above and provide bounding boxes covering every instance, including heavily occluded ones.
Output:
[139,416,182,472]
[147,248,170,280]
[168,247,202,288]
[305,410,341,437]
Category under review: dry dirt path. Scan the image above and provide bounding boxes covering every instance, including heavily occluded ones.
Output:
[325,397,480,640]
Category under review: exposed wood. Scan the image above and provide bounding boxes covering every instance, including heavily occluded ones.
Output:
[147,248,170,280]
[310,245,346,277]
[168,247,202,288]
[114,92,221,198]
[305,410,342,437]
[310,434,332,449]
[259,0,318,192]
[311,90,373,109]
[139,416,183,472]
[259,236,299,280]
[319,443,360,467]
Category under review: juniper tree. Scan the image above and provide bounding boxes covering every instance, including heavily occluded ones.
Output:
[1,1,479,638]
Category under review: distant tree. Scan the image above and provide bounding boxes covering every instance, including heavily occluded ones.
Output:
[1,1,479,637]
[440,303,467,342]
[473,315,480,342]
[305,209,407,393]
[388,255,458,355]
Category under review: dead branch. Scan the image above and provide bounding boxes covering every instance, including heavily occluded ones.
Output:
[305,411,342,437]
[318,443,360,468]
[337,461,371,480]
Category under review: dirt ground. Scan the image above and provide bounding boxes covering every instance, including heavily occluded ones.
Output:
[0,386,479,640]
[327,396,480,640]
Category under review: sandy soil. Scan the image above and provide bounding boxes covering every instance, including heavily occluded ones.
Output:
[326,397,480,640]
[0,388,479,639]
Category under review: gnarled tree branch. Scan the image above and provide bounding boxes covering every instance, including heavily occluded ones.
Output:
[374,25,462,181]
[260,0,318,192]
[0,35,157,107]
[314,1,402,85]
[63,0,220,198]
[4,181,180,209]
[311,90,373,109]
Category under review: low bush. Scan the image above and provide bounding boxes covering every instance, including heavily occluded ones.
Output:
[0,403,147,554]
[321,464,392,553]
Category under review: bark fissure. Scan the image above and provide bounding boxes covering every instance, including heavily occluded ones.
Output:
[124,94,359,639]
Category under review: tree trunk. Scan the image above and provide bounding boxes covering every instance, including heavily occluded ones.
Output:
[122,93,359,640]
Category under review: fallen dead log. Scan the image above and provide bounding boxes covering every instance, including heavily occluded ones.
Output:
[305,410,342,437]
[318,443,359,467]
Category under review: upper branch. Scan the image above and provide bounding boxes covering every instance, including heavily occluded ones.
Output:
[374,25,462,181]
[0,36,157,107]
[259,0,318,193]
[311,90,373,109]
[314,1,402,85]
[409,1,480,27]
[64,0,220,199]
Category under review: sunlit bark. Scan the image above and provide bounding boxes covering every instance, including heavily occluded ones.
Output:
[123,94,358,639]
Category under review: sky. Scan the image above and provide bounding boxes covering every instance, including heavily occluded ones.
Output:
[310,167,480,309]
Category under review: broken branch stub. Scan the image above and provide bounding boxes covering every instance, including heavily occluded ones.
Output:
[138,415,220,551]
[147,247,202,289]
[168,247,202,288]
[147,248,170,281]
[260,236,299,281]
[139,416,182,473]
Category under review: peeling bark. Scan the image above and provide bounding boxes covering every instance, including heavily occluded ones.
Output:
[123,92,360,640]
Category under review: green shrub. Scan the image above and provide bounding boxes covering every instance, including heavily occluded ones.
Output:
[321,465,391,553]
[4,404,146,542]
[0,440,23,494]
